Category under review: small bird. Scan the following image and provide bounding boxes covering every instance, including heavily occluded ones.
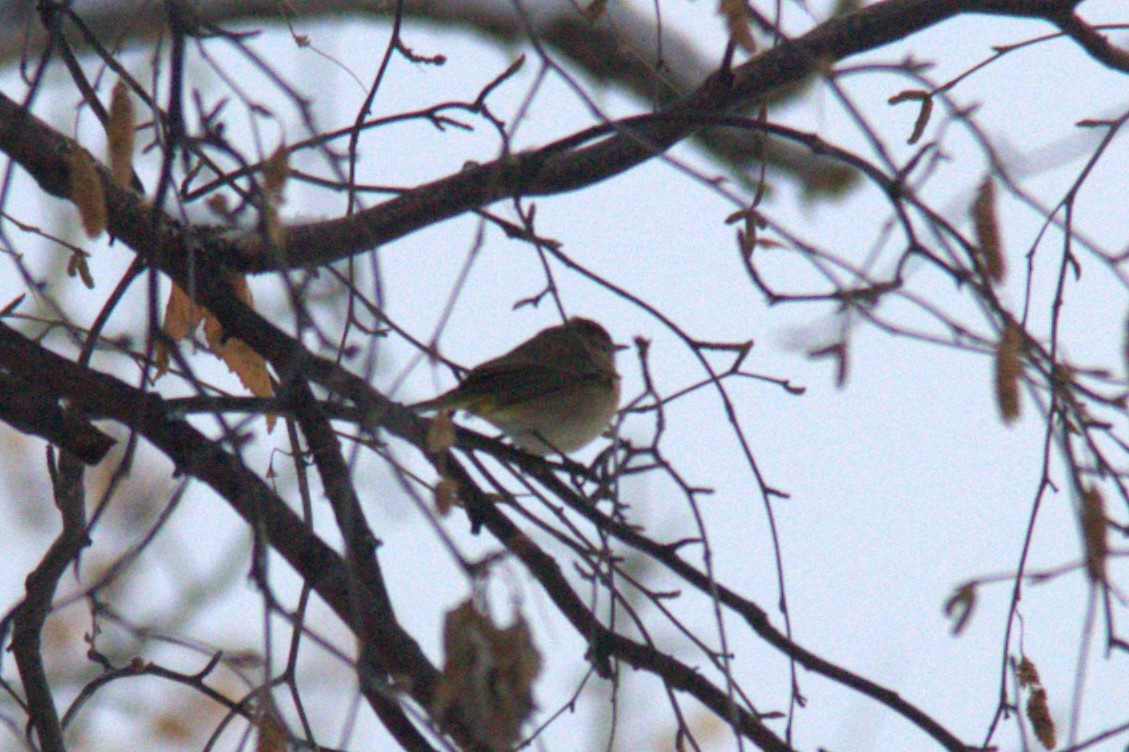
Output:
[411,318,620,455]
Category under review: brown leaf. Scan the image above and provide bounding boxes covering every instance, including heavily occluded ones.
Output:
[434,477,460,516]
[66,250,95,289]
[1080,485,1107,583]
[434,600,541,752]
[206,277,274,426]
[206,193,233,220]
[995,319,1022,423]
[255,703,288,752]
[107,81,135,188]
[887,89,929,105]
[1016,656,1040,687]
[218,338,273,400]
[69,146,106,238]
[427,411,457,453]
[159,279,274,423]
[210,335,275,429]
[719,0,756,54]
[153,339,172,380]
[263,145,289,202]
[1026,686,1056,750]
[888,89,933,144]
[155,282,204,380]
[973,177,1005,283]
[162,283,204,341]
[727,206,764,256]
[498,617,542,692]
[942,582,977,636]
[263,145,289,246]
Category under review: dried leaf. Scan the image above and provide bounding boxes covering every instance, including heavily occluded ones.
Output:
[434,601,541,752]
[973,177,1005,283]
[206,277,274,425]
[427,411,457,453]
[162,281,204,356]
[263,145,289,246]
[153,339,173,380]
[263,145,289,203]
[206,193,232,220]
[66,250,95,289]
[1014,655,1056,748]
[210,337,274,429]
[107,80,135,188]
[69,146,106,238]
[162,282,204,341]
[435,477,460,516]
[1080,485,1107,583]
[498,617,541,691]
[159,278,274,423]
[887,89,929,105]
[888,89,933,144]
[155,283,203,380]
[1026,686,1056,749]
[218,338,273,399]
[727,206,764,255]
[719,0,757,53]
[995,319,1022,423]
[942,582,977,636]
[255,704,288,752]
[1016,656,1040,687]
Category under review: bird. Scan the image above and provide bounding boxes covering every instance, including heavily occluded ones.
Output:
[411,318,620,455]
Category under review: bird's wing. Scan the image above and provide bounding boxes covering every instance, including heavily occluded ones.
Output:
[455,359,580,409]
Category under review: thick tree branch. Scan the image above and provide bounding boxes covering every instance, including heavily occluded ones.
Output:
[0,0,856,191]
[0,371,115,463]
[0,321,798,751]
[234,0,1127,270]
[0,0,1123,280]
[8,448,88,752]
[1,1,1125,750]
[0,322,440,752]
[0,320,802,751]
